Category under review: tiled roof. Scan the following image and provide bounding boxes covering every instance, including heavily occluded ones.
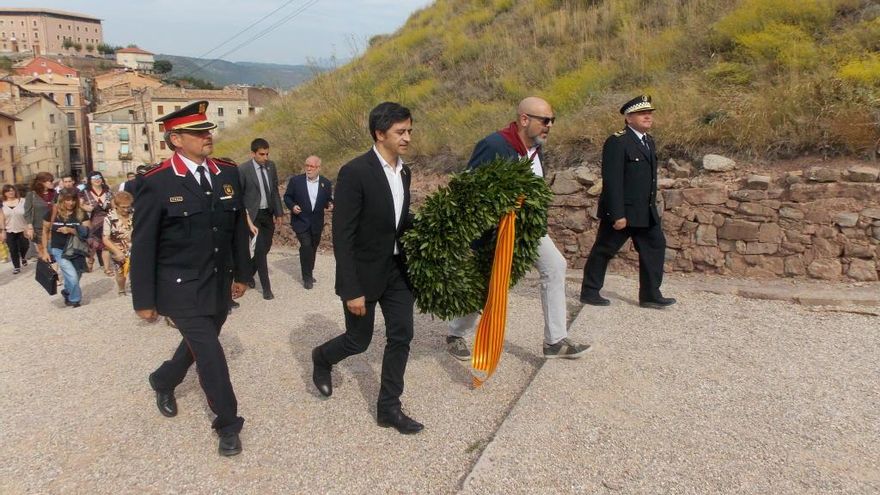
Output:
[116,47,154,55]
[150,86,247,101]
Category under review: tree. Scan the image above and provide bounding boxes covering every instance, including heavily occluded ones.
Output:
[154,60,173,74]
[97,43,115,55]
[62,38,74,49]
[85,43,94,53]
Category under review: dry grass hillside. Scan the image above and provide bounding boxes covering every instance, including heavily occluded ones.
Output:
[215,0,880,176]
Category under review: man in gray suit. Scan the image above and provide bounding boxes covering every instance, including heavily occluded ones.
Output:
[238,138,284,300]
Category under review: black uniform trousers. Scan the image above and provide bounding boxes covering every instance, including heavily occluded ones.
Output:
[150,311,243,434]
[252,208,275,291]
[581,218,667,301]
[316,260,413,413]
[295,229,321,281]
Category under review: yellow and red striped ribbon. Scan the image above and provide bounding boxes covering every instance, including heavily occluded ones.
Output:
[471,202,520,388]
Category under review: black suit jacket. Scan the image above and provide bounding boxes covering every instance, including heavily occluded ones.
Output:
[283,174,333,234]
[238,158,284,222]
[130,153,252,317]
[597,126,660,228]
[333,149,411,302]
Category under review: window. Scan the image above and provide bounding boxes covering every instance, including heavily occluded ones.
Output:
[68,130,76,143]
[95,125,102,135]
[141,126,147,135]
[33,139,37,147]
[174,106,181,111]
[6,126,11,135]
[118,128,129,141]
[218,121,225,129]
[217,107,224,117]
[33,32,37,39]
[157,105,164,114]
[96,142,104,152]
[97,161,106,171]
[159,141,166,150]
[237,108,242,115]
[158,123,165,132]
[70,148,80,163]
[120,144,130,154]
[143,144,149,152]
[65,94,73,106]
[31,121,35,130]
[67,113,75,126]
[49,114,55,124]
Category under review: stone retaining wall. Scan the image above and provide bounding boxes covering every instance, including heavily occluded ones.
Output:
[548,160,880,281]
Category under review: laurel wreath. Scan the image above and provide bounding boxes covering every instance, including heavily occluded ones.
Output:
[401,157,552,320]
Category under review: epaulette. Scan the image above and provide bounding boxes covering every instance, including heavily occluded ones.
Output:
[213,157,238,167]
[144,159,172,177]
[613,129,626,137]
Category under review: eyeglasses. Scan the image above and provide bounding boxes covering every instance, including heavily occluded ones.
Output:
[525,114,556,126]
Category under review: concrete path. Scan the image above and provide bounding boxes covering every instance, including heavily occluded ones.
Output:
[0,247,877,494]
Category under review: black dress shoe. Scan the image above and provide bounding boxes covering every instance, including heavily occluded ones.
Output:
[579,293,610,306]
[247,280,256,289]
[218,432,242,456]
[148,374,177,417]
[639,296,677,309]
[377,409,424,434]
[311,347,332,397]
[263,289,274,300]
[303,279,313,290]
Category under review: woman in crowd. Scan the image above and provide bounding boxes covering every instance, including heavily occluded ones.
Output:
[2,184,30,274]
[24,172,56,258]
[40,190,90,308]
[102,191,134,296]
[79,171,113,275]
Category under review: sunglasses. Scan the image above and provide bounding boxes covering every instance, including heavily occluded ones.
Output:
[525,114,556,126]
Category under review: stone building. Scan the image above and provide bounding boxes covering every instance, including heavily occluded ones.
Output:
[0,110,20,184]
[115,47,155,72]
[92,70,162,106]
[0,8,103,56]
[0,81,69,182]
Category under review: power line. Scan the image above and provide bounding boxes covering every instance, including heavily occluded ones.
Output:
[192,0,302,61]
[180,0,320,80]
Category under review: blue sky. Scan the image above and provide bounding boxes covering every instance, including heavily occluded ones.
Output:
[10,0,433,65]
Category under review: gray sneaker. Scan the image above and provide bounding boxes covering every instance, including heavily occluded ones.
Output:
[543,338,591,359]
[446,336,471,361]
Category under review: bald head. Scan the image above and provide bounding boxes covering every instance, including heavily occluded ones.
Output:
[304,155,321,179]
[516,96,555,147]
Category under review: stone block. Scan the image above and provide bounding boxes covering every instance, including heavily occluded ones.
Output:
[725,253,748,275]
[784,255,806,276]
[804,166,840,182]
[737,241,779,255]
[758,223,783,243]
[681,187,728,205]
[681,220,699,233]
[725,200,740,209]
[691,246,724,267]
[811,237,843,258]
[561,210,589,232]
[790,183,880,202]
[846,165,880,183]
[695,225,718,246]
[844,242,875,259]
[718,239,737,252]
[816,226,837,239]
[702,154,736,172]
[736,202,777,217]
[779,207,805,220]
[718,219,760,241]
[862,208,880,220]
[586,180,602,196]
[847,259,878,281]
[573,166,598,186]
[807,259,842,280]
[663,214,685,230]
[760,200,781,210]
[712,214,726,228]
[657,178,675,189]
[662,189,683,210]
[667,159,694,178]
[694,208,714,224]
[730,189,767,201]
[746,174,772,190]
[551,170,583,195]
[834,212,859,228]
[781,242,806,254]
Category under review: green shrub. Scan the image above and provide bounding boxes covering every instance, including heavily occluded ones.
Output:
[714,0,837,42]
[545,61,614,112]
[838,54,880,86]
[736,22,819,69]
[705,62,754,85]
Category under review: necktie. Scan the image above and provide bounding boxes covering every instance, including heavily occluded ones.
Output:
[260,165,271,208]
[196,165,212,194]
[641,135,650,149]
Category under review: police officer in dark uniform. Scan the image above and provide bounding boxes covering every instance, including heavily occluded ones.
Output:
[130,100,253,456]
[579,95,676,309]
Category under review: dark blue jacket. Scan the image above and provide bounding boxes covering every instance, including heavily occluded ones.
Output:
[283,174,333,234]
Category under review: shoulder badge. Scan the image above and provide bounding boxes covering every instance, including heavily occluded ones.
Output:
[614,129,626,137]
[144,160,172,177]
[213,157,237,168]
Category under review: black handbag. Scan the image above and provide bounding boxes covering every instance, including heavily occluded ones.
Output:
[63,232,89,259]
[35,259,59,295]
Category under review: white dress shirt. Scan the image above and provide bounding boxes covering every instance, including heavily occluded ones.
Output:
[526,146,543,177]
[306,176,319,210]
[178,153,211,189]
[373,145,404,255]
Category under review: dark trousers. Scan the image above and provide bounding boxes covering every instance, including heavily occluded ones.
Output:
[5,231,29,269]
[581,219,667,301]
[151,312,243,434]
[295,229,322,281]
[316,261,414,413]
[251,209,275,291]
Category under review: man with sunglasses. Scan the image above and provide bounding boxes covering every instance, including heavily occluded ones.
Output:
[445,96,591,362]
[130,100,253,456]
[579,95,675,309]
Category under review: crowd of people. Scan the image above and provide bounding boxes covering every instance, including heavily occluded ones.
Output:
[3,94,676,456]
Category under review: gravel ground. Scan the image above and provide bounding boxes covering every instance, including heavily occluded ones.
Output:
[1,249,877,494]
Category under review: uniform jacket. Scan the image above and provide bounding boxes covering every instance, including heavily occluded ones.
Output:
[598,126,660,228]
[283,174,333,234]
[130,153,253,318]
[238,158,284,222]
[333,149,412,302]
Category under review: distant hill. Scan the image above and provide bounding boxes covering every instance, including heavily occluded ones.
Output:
[214,0,880,173]
[157,54,318,89]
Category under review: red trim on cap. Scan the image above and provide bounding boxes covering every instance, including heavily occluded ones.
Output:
[164,113,208,130]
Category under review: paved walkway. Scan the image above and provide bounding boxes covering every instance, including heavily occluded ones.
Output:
[0,248,877,494]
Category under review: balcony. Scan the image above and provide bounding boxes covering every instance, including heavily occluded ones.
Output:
[118,152,133,161]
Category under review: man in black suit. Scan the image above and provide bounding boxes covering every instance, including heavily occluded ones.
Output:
[311,102,423,434]
[580,95,675,309]
[283,155,333,289]
[238,138,284,300]
[130,100,253,456]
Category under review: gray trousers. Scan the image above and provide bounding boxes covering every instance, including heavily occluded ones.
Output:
[448,235,568,345]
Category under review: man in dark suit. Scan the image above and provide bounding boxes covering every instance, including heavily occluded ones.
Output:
[580,95,675,309]
[444,96,590,362]
[130,100,253,456]
[283,155,333,289]
[238,138,284,300]
[311,102,423,434]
